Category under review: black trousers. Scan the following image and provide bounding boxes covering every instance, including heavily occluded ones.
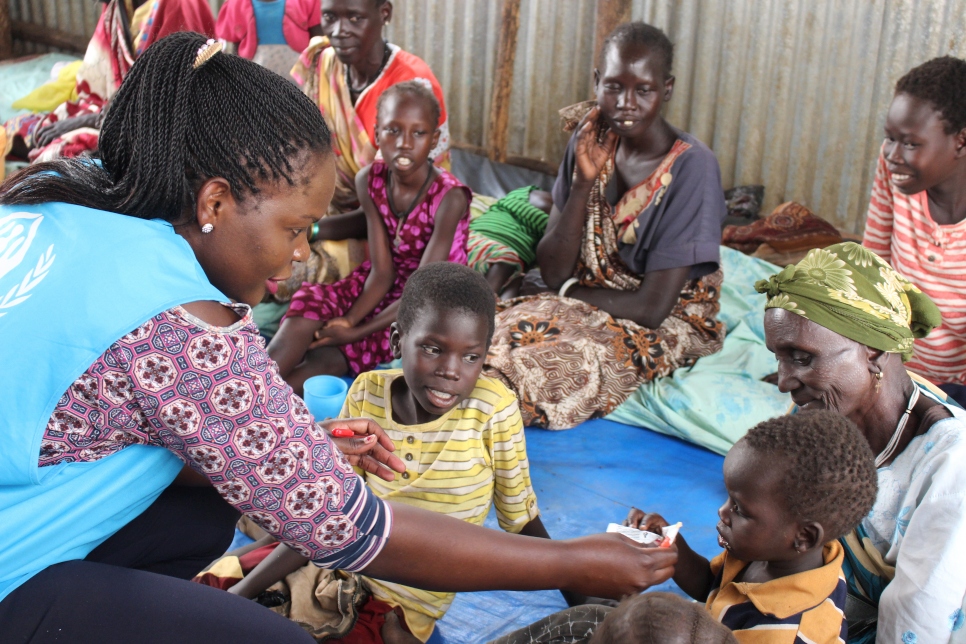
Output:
[0,485,315,643]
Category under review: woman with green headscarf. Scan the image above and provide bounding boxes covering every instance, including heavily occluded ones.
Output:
[757,242,966,644]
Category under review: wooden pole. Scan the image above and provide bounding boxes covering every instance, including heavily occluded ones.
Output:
[0,0,12,61]
[486,0,521,163]
[592,0,632,74]
[11,20,89,54]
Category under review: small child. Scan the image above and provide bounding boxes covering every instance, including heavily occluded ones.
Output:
[626,410,878,643]
[466,186,552,297]
[225,263,550,643]
[591,592,738,644]
[216,0,323,78]
[490,592,737,644]
[268,81,471,390]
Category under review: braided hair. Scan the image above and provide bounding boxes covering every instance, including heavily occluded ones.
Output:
[0,32,332,223]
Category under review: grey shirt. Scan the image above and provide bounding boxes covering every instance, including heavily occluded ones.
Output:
[552,130,726,279]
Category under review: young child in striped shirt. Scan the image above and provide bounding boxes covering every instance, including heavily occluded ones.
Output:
[625,411,878,643]
[224,263,562,643]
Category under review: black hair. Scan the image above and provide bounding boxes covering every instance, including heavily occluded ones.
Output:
[598,22,674,80]
[742,410,878,541]
[896,56,966,134]
[592,593,738,644]
[0,32,332,222]
[397,262,496,343]
[376,79,441,130]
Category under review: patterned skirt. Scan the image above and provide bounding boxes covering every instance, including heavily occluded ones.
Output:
[484,270,724,429]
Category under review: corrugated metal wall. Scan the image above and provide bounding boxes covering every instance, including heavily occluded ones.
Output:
[629,0,966,230]
[9,0,966,231]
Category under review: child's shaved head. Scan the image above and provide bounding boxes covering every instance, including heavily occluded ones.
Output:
[591,593,737,644]
[742,410,877,540]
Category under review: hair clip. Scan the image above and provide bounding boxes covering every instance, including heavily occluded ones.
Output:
[193,39,223,70]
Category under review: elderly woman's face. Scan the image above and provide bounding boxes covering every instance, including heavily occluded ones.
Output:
[764,309,878,417]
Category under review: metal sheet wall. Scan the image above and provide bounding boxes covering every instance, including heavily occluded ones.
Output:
[10,0,966,230]
[630,0,966,230]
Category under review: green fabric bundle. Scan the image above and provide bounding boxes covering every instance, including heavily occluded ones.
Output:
[469,186,549,267]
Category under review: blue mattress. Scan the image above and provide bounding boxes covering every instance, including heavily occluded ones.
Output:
[434,418,726,643]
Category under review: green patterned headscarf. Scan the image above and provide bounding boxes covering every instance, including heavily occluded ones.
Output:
[754,242,941,361]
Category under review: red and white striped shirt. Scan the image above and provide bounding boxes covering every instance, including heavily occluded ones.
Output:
[863,148,966,385]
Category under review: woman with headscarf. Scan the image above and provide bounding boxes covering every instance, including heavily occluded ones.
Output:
[755,242,965,643]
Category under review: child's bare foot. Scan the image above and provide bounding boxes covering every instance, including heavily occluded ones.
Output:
[380,609,421,644]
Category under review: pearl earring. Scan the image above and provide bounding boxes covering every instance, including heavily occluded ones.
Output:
[201,224,214,234]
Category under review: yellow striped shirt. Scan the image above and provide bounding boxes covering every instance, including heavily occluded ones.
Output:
[341,369,539,641]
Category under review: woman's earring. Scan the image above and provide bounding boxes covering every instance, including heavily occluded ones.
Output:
[875,371,883,393]
[201,224,214,234]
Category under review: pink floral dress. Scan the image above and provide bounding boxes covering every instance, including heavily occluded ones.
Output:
[285,162,471,374]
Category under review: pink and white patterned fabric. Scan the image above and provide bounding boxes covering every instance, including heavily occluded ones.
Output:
[40,304,391,570]
[284,161,471,374]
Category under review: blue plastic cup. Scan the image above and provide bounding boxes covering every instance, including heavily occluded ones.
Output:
[302,375,349,420]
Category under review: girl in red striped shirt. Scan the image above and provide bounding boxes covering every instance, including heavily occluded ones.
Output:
[862,56,966,405]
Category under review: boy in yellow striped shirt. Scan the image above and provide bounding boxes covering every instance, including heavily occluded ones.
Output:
[343,261,550,641]
[226,263,558,643]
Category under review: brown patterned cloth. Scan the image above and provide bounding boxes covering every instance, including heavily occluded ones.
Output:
[484,122,724,429]
[722,201,843,266]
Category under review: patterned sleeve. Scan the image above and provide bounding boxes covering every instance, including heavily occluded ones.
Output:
[47,305,392,571]
[485,389,540,533]
[862,148,895,264]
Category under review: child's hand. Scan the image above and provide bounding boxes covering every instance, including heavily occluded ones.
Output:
[310,323,360,349]
[324,317,353,329]
[624,507,670,534]
[574,105,618,185]
[323,418,406,481]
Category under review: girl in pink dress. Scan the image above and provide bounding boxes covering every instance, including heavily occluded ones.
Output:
[268,81,470,390]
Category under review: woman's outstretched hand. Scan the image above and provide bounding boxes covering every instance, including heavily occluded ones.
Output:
[564,533,677,598]
[321,418,406,481]
[574,105,619,185]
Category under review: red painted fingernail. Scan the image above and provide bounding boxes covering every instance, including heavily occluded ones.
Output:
[364,435,375,442]
[331,428,354,438]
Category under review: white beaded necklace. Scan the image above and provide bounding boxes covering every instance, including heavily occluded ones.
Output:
[874,386,920,468]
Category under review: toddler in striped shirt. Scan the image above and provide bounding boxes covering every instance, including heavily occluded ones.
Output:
[625,411,878,643]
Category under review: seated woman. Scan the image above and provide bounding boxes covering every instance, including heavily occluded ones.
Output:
[755,243,966,643]
[278,0,451,295]
[862,56,966,408]
[3,0,215,163]
[216,0,324,78]
[484,22,726,429]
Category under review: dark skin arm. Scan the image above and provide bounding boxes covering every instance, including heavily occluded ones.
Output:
[328,167,397,329]
[34,113,102,147]
[521,517,611,607]
[568,266,692,329]
[312,209,367,241]
[310,185,469,349]
[625,508,714,601]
